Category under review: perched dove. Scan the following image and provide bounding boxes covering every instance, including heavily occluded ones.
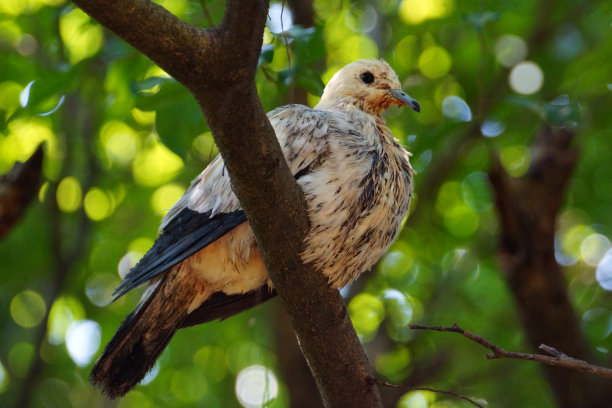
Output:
[91,59,420,398]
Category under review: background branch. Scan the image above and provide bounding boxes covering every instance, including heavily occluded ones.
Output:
[487,124,612,407]
[0,146,43,239]
[410,324,612,380]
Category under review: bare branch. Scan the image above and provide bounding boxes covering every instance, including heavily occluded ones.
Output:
[410,324,612,380]
[376,379,486,408]
[197,0,216,27]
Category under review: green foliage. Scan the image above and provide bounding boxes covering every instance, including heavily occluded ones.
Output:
[1,0,611,407]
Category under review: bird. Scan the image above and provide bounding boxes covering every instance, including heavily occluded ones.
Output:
[90,59,420,398]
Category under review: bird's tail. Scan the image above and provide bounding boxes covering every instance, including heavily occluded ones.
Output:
[90,265,198,399]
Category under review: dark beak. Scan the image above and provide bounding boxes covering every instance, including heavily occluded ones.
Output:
[388,89,420,113]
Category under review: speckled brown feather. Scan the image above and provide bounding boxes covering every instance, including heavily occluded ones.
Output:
[90,262,204,398]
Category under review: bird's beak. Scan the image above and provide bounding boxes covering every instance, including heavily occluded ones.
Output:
[388,88,420,113]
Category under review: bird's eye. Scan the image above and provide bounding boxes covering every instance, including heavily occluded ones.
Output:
[360,72,375,84]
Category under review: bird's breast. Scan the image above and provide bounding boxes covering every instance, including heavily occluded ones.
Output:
[300,133,413,288]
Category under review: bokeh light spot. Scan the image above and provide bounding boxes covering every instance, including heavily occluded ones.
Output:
[461,172,493,212]
[117,390,152,408]
[16,33,38,56]
[443,204,479,237]
[0,359,7,394]
[418,46,451,79]
[170,368,208,403]
[345,4,378,33]
[382,289,414,327]
[65,319,101,367]
[596,249,612,291]
[118,252,141,279]
[380,249,414,279]
[131,108,156,126]
[0,117,56,176]
[509,61,544,95]
[0,81,23,118]
[151,183,185,216]
[481,119,506,137]
[8,342,34,378]
[10,290,46,328]
[86,273,121,307]
[500,145,530,177]
[398,390,436,408]
[393,36,419,71]
[375,346,411,382]
[334,34,379,66]
[267,3,293,33]
[56,176,82,212]
[441,96,471,122]
[192,132,219,162]
[235,365,279,408]
[194,345,228,382]
[84,188,113,221]
[100,121,139,165]
[494,34,527,67]
[48,296,85,345]
[400,0,453,24]
[348,293,385,340]
[553,26,584,60]
[581,234,611,266]
[59,8,103,63]
[140,362,160,386]
[132,140,184,187]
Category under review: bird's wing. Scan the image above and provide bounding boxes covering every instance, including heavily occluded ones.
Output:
[113,104,335,299]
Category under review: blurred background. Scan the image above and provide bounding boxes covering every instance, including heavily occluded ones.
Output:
[1,0,611,407]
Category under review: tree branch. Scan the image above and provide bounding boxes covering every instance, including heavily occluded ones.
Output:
[376,380,486,408]
[409,324,612,380]
[72,0,382,406]
[0,145,44,239]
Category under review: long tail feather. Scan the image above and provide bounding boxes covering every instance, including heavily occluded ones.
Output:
[90,265,196,398]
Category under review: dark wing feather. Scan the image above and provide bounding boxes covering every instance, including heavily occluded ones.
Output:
[113,208,246,299]
[180,286,277,328]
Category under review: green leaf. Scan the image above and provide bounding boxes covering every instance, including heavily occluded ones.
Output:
[295,67,325,96]
[287,25,325,64]
[155,95,207,157]
[130,76,173,94]
[135,80,207,156]
[258,44,275,66]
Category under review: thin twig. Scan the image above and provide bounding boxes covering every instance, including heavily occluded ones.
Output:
[260,65,279,84]
[409,323,612,380]
[198,0,216,27]
[376,380,486,408]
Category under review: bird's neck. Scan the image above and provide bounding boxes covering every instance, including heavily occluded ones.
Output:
[315,99,385,119]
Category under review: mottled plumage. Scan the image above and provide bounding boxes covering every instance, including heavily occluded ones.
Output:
[91,59,419,398]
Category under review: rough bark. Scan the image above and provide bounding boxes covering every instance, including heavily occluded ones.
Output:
[71,0,382,406]
[489,126,610,407]
[273,2,323,406]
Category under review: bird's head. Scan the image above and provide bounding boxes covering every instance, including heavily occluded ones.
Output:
[316,59,420,117]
